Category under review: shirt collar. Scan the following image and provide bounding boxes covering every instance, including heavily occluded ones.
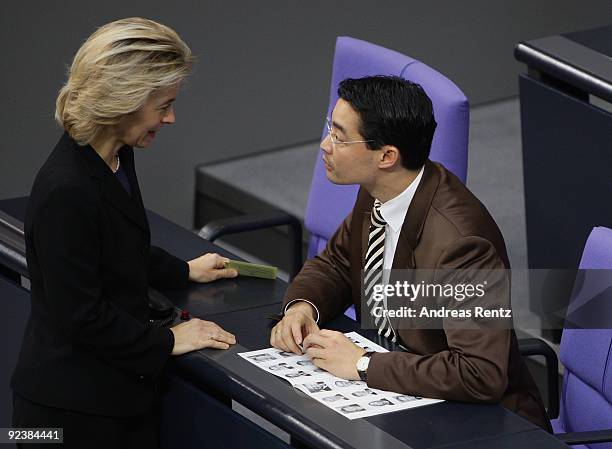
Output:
[377,166,424,233]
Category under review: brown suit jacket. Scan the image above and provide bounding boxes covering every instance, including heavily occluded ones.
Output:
[283,160,550,431]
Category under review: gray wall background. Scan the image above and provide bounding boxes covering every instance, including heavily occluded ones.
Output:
[1,1,610,227]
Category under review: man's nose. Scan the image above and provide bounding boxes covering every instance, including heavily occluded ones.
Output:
[320,134,333,154]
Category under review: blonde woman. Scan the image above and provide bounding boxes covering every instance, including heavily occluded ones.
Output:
[11,18,237,448]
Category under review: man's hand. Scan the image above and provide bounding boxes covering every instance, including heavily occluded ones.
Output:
[270,301,319,355]
[170,318,236,355]
[303,330,366,380]
[188,253,238,283]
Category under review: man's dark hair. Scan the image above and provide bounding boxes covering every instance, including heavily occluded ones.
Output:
[337,76,437,170]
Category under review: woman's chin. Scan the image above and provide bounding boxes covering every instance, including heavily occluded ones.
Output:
[135,133,156,148]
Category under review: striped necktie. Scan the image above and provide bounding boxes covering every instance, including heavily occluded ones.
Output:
[364,200,396,341]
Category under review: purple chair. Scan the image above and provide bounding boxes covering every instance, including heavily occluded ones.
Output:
[550,226,612,447]
[305,36,469,258]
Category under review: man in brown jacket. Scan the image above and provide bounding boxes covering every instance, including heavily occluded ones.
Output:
[270,76,550,431]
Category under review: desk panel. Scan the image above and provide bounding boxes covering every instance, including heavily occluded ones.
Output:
[0,275,30,445]
[171,304,554,449]
[446,428,569,449]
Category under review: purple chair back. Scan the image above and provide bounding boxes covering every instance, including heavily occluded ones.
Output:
[304,36,469,258]
[552,226,612,448]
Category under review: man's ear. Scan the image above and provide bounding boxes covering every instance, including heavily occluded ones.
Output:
[378,145,402,169]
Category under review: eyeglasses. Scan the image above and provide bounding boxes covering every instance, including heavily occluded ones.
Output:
[325,117,373,147]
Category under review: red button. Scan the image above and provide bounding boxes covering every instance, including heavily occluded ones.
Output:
[180,310,190,321]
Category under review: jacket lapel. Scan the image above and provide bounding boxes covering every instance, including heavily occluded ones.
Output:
[361,211,371,266]
[391,160,439,269]
[76,139,149,232]
[120,147,149,232]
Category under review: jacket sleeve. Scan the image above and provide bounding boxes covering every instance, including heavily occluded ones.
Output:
[282,213,353,324]
[148,245,189,289]
[366,236,511,403]
[34,185,174,379]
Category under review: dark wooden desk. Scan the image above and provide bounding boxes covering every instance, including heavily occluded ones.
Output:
[0,197,568,448]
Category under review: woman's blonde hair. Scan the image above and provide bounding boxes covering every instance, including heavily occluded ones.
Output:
[55,17,193,145]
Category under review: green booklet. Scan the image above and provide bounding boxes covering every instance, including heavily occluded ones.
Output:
[224,260,278,279]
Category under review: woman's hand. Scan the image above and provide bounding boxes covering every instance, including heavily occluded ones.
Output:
[187,253,238,283]
[170,318,236,355]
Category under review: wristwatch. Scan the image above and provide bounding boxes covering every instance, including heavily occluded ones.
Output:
[356,351,375,382]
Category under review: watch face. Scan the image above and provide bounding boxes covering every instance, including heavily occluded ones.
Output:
[357,356,370,371]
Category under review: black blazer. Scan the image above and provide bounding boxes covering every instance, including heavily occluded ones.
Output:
[11,132,189,416]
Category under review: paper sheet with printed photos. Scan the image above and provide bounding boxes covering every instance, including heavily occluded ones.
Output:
[238,331,443,419]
